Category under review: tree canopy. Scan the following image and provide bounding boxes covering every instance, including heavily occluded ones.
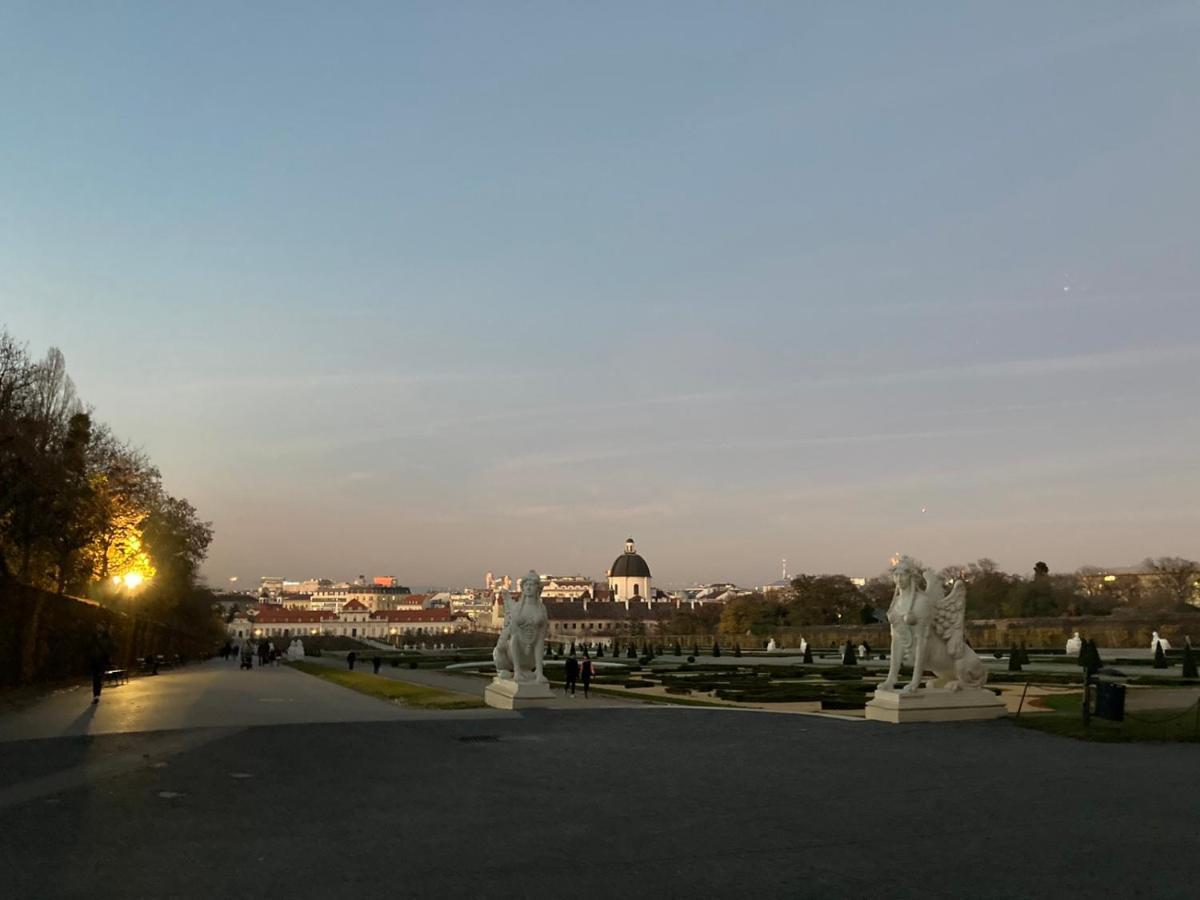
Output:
[0,329,213,626]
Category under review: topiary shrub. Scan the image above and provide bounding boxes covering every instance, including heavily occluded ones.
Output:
[1007,644,1022,672]
[802,644,813,664]
[1183,643,1198,679]
[734,643,742,658]
[712,641,721,658]
[692,642,700,657]
[626,644,637,659]
[686,655,696,663]
[673,641,682,656]
[1154,640,1168,669]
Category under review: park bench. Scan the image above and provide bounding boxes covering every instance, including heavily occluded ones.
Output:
[103,668,127,686]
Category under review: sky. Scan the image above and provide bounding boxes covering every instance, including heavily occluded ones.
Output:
[2,2,1198,590]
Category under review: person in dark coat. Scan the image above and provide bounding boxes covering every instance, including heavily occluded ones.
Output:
[372,655,382,674]
[564,654,579,696]
[347,651,357,671]
[580,654,593,698]
[87,624,114,703]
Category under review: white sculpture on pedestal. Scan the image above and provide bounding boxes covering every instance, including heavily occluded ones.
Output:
[485,570,553,710]
[1151,631,1171,651]
[868,556,1004,723]
[878,556,987,692]
[492,570,549,685]
[766,638,777,652]
[1065,632,1082,656]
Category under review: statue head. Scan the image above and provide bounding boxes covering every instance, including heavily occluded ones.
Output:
[520,570,542,602]
[891,555,920,590]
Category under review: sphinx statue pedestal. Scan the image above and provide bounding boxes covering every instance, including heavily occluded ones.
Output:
[865,687,1006,724]
[484,677,556,710]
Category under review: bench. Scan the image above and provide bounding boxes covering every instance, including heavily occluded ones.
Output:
[103,668,127,686]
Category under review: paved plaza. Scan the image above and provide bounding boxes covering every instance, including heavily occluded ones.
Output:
[0,661,1197,898]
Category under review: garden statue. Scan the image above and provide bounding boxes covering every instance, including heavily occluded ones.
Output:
[287,639,305,660]
[486,571,551,708]
[1065,632,1082,656]
[1150,631,1171,652]
[866,555,1004,723]
[766,638,777,652]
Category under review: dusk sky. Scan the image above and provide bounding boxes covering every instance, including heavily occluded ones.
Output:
[3,3,1198,589]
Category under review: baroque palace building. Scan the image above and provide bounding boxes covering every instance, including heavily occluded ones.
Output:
[228,599,460,641]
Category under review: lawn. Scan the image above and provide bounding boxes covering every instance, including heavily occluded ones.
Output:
[288,661,485,710]
[1014,690,1200,742]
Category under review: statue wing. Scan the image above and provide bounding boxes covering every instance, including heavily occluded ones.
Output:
[932,580,967,657]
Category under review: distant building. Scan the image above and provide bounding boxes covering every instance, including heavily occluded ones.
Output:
[303,584,416,613]
[540,575,594,601]
[607,537,652,602]
[259,576,285,602]
[228,602,461,641]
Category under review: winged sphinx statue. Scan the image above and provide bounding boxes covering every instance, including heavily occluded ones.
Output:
[879,556,987,693]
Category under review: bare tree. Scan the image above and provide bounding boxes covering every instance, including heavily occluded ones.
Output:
[1143,557,1200,607]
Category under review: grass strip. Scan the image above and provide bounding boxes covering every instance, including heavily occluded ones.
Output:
[288,661,484,710]
[1014,691,1200,742]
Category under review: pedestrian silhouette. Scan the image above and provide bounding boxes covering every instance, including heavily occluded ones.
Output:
[580,655,593,698]
[564,654,579,696]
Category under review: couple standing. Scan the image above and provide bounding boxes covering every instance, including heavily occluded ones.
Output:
[563,653,593,698]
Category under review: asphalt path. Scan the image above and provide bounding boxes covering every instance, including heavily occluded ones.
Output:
[2,660,1198,898]
[0,658,513,744]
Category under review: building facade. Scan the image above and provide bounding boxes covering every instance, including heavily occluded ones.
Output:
[608,537,652,602]
[228,600,460,641]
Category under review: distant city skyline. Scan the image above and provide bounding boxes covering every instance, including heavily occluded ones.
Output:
[3,3,1198,588]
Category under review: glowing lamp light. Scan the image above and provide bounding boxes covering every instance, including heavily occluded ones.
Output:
[123,572,145,589]
[111,575,122,585]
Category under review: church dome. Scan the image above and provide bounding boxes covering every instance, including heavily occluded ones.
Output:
[610,538,651,578]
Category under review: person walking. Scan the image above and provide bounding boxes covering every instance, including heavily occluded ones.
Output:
[347,651,357,671]
[87,624,115,704]
[564,653,579,697]
[580,654,593,699]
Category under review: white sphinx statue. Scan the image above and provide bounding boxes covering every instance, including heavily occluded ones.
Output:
[1065,632,1082,656]
[485,570,553,709]
[867,555,1004,723]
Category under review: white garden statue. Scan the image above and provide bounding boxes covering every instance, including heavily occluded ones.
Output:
[766,638,777,652]
[1151,631,1171,652]
[1065,632,1082,656]
[492,570,549,684]
[878,556,988,693]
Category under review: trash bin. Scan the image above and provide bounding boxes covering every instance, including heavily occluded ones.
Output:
[1094,681,1126,721]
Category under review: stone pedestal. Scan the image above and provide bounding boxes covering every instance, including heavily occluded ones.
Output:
[865,687,1006,724]
[484,677,556,710]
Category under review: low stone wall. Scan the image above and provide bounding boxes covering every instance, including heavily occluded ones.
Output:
[0,578,216,687]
